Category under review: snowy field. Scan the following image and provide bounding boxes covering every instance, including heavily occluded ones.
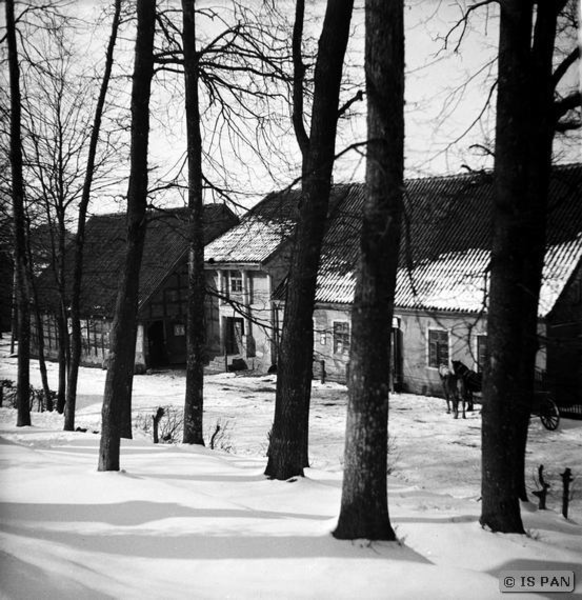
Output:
[0,338,581,599]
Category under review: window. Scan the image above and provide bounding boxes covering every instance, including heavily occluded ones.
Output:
[165,289,180,303]
[333,322,350,356]
[428,329,449,368]
[229,270,243,294]
[476,335,488,372]
[174,324,185,337]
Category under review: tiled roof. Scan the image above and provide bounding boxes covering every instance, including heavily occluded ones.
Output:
[313,163,582,317]
[204,185,352,265]
[205,189,300,264]
[38,204,238,317]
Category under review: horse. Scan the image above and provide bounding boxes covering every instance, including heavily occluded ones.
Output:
[451,360,481,411]
[438,364,466,419]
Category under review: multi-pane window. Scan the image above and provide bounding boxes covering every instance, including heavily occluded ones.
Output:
[333,322,350,356]
[428,329,449,368]
[476,334,488,372]
[229,270,243,293]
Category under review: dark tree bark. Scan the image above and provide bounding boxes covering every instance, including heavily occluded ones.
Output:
[27,239,53,411]
[55,287,68,414]
[333,0,403,541]
[64,0,122,432]
[265,0,354,481]
[481,0,565,533]
[181,0,205,446]
[6,0,31,427]
[98,0,156,471]
[32,308,52,411]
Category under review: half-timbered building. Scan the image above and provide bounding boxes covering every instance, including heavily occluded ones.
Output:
[33,204,238,371]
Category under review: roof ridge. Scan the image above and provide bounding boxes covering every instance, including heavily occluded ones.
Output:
[86,203,231,223]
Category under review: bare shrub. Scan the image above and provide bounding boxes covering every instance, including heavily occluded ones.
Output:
[134,405,184,444]
[207,418,235,453]
[1,380,54,412]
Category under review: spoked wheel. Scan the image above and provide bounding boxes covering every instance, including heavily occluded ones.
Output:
[539,396,560,431]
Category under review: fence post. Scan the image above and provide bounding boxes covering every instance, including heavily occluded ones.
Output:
[532,464,550,509]
[560,468,573,519]
[152,407,164,444]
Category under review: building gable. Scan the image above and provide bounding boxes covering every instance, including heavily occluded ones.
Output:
[37,203,238,317]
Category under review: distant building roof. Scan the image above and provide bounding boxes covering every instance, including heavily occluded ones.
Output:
[314,163,582,317]
[204,189,299,264]
[204,185,353,265]
[38,204,238,317]
[264,164,581,317]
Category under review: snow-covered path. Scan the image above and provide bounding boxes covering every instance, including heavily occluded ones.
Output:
[1,341,581,599]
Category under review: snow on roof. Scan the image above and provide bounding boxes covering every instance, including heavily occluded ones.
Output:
[396,248,490,313]
[204,189,300,264]
[205,217,297,264]
[313,164,582,317]
[539,233,582,316]
[205,184,356,266]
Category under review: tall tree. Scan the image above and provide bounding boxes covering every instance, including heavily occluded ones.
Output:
[98,0,156,471]
[265,0,355,480]
[5,0,31,427]
[180,0,205,445]
[481,0,570,533]
[333,0,403,541]
[64,0,122,432]
[151,2,296,443]
[23,26,82,414]
[12,5,121,417]
[579,0,582,94]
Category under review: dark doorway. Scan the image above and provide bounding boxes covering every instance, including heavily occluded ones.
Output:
[147,320,167,367]
[391,325,403,392]
[225,317,244,355]
[166,321,187,365]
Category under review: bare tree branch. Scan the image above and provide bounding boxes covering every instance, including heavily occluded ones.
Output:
[292,0,309,156]
[337,89,363,118]
[439,0,498,54]
[552,46,579,88]
[554,90,581,121]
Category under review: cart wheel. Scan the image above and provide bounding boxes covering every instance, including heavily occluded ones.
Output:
[539,396,560,431]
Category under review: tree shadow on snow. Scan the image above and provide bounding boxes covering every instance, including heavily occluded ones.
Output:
[0,500,327,527]
[0,501,432,564]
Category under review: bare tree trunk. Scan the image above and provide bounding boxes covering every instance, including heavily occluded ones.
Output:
[181,0,205,446]
[481,0,563,533]
[579,0,582,100]
[6,0,31,427]
[55,294,68,413]
[265,0,354,481]
[24,221,52,410]
[98,0,156,471]
[10,263,17,356]
[333,0,403,541]
[27,256,53,411]
[65,0,122,432]
[33,313,53,411]
[514,0,562,503]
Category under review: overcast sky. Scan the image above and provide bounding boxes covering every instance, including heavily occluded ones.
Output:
[5,0,581,213]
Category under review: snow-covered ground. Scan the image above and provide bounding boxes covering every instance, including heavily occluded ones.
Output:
[1,339,580,599]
